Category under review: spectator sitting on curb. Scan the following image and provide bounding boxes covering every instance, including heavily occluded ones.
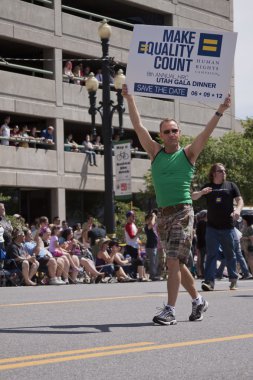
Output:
[109,240,136,281]
[23,228,65,285]
[96,238,132,282]
[61,227,105,283]
[40,227,70,284]
[5,229,39,286]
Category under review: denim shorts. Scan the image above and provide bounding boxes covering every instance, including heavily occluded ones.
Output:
[157,205,194,264]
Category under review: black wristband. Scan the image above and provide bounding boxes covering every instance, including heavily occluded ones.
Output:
[215,111,223,117]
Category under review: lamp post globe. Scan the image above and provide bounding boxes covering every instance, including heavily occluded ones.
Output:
[114,70,126,136]
[98,19,112,40]
[85,72,99,92]
[86,73,99,137]
[114,69,126,90]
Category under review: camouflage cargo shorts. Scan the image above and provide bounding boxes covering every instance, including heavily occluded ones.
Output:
[157,204,194,264]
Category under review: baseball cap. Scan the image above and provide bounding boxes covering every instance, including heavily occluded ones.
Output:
[126,210,134,218]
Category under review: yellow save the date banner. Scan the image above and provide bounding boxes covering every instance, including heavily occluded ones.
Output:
[126,25,237,103]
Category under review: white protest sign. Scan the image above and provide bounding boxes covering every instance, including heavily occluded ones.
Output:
[114,141,132,200]
[126,25,237,102]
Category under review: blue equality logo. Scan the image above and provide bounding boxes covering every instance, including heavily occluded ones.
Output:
[198,33,223,57]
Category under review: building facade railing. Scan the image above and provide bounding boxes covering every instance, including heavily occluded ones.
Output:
[0,60,53,77]
[64,144,148,158]
[0,137,148,158]
[0,136,55,147]
[22,0,53,5]
[61,5,134,29]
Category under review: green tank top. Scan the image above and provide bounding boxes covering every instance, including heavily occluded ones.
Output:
[151,148,195,207]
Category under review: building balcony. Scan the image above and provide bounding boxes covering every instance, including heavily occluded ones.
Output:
[0,144,150,192]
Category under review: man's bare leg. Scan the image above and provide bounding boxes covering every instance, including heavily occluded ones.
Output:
[167,258,181,306]
[180,263,198,299]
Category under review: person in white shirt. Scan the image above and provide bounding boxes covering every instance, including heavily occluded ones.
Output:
[0,116,11,146]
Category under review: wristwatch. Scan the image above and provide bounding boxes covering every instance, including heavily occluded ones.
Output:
[215,111,223,117]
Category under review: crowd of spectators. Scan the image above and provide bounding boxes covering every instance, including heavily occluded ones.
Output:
[63,132,147,165]
[0,57,147,157]
[64,132,105,165]
[2,201,253,288]
[62,61,114,85]
[0,116,55,149]
[0,206,165,287]
[0,115,146,160]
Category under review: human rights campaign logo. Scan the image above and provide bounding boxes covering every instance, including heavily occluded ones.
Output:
[198,33,223,57]
[138,41,149,54]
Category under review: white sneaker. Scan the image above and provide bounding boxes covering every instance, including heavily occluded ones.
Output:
[57,278,66,285]
[48,277,59,285]
[49,277,65,285]
[57,277,65,284]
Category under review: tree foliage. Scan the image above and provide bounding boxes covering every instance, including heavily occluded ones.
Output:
[241,117,253,139]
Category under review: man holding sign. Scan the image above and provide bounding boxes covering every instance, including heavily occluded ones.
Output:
[122,83,231,325]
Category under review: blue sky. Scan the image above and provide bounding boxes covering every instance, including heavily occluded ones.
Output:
[234,0,253,119]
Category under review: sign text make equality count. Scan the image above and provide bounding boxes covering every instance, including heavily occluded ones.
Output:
[126,26,237,103]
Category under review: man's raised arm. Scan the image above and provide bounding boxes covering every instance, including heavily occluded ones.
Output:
[185,95,231,164]
[122,84,160,160]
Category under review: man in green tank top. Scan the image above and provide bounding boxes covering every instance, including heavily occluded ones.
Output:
[122,84,231,325]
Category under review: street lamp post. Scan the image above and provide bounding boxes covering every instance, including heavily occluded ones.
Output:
[85,20,125,237]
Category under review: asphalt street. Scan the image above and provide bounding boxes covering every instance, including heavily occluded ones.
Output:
[0,278,253,380]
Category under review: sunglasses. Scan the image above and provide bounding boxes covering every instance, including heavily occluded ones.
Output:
[162,129,179,135]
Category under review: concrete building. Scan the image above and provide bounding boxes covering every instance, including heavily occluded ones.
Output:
[0,0,235,224]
